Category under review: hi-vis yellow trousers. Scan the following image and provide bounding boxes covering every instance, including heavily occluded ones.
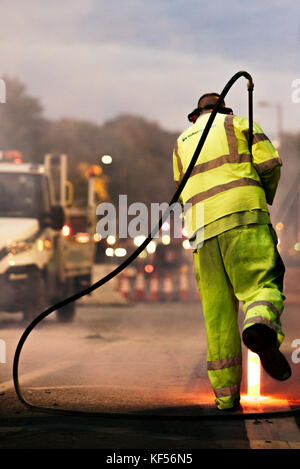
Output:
[193,223,285,410]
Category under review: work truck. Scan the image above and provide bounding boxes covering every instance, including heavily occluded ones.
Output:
[0,152,95,323]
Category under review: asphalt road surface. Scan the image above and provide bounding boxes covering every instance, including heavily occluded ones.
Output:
[0,299,300,450]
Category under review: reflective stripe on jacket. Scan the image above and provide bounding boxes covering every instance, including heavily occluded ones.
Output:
[173,113,282,238]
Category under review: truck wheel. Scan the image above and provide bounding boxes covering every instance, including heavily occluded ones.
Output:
[56,302,76,323]
[23,272,46,325]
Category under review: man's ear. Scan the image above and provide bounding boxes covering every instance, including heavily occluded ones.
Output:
[187,108,201,123]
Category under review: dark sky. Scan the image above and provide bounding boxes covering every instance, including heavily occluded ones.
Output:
[0,0,299,137]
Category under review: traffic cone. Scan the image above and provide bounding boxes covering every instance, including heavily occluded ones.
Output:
[179,266,189,301]
[163,273,173,302]
[149,272,159,302]
[134,269,146,301]
[120,272,130,300]
[194,283,201,301]
[113,274,120,292]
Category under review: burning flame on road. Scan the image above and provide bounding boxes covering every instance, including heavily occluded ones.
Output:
[242,350,268,403]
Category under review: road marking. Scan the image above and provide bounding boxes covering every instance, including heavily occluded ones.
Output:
[244,398,300,449]
[0,360,75,393]
[25,384,173,390]
[249,440,300,449]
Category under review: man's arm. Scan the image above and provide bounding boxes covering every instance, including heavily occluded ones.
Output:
[251,122,282,205]
[259,165,281,205]
[172,141,185,209]
[236,117,282,205]
[173,141,182,184]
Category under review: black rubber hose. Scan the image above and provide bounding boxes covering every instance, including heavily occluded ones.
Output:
[13,71,300,420]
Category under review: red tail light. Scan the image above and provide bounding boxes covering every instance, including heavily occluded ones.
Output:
[145,264,154,274]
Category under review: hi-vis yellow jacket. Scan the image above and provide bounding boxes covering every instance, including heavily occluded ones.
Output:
[173,112,282,238]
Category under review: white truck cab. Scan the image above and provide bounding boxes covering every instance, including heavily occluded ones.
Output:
[0,153,95,323]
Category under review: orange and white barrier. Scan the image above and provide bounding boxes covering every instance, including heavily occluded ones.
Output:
[120,272,130,300]
[149,272,159,302]
[194,287,201,301]
[118,267,202,302]
[134,268,146,301]
[179,266,189,301]
[162,273,173,302]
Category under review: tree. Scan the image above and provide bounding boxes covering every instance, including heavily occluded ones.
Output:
[96,114,179,208]
[0,76,181,210]
[0,76,46,162]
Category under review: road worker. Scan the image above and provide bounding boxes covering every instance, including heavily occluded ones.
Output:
[173,93,291,411]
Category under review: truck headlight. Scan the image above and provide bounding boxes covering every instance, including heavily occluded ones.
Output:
[8,240,32,255]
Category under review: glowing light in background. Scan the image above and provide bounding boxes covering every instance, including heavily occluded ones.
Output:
[182,227,188,238]
[105,247,114,257]
[134,235,146,247]
[62,225,71,237]
[44,239,52,249]
[115,248,127,257]
[93,233,102,242]
[138,250,147,259]
[101,155,112,165]
[276,222,284,231]
[182,239,191,250]
[144,264,154,274]
[106,235,116,245]
[162,222,170,231]
[37,239,44,251]
[162,234,171,245]
[14,157,23,164]
[75,233,90,243]
[146,240,156,254]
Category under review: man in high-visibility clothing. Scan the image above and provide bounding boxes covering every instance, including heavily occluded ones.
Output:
[173,93,291,411]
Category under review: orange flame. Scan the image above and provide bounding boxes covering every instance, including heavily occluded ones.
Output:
[241,349,269,403]
[247,349,261,398]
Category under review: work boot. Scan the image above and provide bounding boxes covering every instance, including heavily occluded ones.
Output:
[242,324,292,381]
[217,398,241,411]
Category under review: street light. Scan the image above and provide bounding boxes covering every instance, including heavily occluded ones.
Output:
[257,100,283,147]
[101,155,112,165]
